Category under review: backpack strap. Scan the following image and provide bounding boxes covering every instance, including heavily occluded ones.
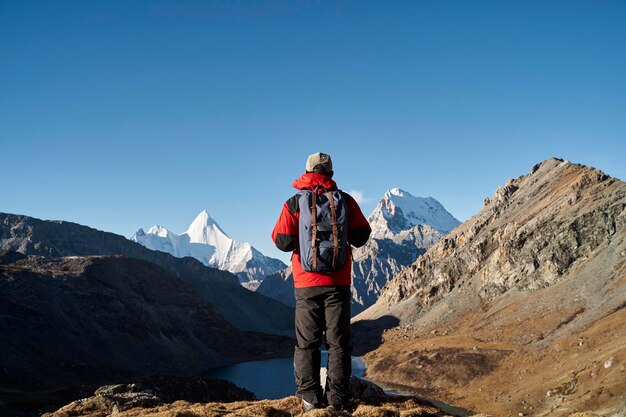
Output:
[327,190,339,269]
[311,188,318,269]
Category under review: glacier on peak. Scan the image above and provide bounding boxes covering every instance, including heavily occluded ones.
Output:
[185,210,231,246]
[130,211,286,290]
[386,187,408,197]
[370,188,460,239]
[147,225,174,238]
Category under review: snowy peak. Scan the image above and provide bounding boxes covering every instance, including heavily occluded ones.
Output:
[188,210,213,230]
[130,210,286,289]
[386,187,410,198]
[369,188,460,239]
[185,210,230,245]
[147,225,174,238]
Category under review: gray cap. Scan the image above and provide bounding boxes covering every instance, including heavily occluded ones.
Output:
[306,152,333,173]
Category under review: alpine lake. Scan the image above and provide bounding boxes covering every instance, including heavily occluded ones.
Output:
[202,351,365,400]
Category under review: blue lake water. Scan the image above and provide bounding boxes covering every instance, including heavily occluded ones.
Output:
[203,351,365,400]
[203,353,472,416]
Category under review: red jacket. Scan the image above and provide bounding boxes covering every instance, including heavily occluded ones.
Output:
[271,172,371,288]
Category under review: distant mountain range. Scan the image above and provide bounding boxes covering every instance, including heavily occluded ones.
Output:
[258,188,460,315]
[131,210,286,290]
[0,212,294,337]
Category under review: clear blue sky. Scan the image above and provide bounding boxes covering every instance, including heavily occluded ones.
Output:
[1,1,625,262]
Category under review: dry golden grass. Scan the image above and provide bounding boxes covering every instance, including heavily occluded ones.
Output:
[48,395,451,417]
[45,394,608,417]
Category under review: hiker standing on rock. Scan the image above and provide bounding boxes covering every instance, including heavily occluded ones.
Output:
[272,152,371,413]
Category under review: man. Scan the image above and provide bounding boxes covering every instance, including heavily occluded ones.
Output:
[271,152,371,413]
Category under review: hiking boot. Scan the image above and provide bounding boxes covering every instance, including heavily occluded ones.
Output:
[326,403,344,414]
[302,398,320,413]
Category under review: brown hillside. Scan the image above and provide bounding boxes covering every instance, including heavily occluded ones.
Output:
[354,158,626,416]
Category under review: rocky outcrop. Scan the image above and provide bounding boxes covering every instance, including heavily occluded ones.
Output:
[43,376,452,417]
[39,371,608,417]
[0,213,294,336]
[42,375,254,417]
[355,158,626,416]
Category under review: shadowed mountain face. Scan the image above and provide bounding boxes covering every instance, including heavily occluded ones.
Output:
[255,267,295,306]
[0,213,294,336]
[0,252,294,414]
[355,158,626,416]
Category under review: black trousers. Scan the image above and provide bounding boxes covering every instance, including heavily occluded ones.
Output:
[294,285,351,406]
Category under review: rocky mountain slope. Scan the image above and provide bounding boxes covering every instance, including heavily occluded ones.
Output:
[0,252,293,416]
[350,223,445,314]
[131,210,285,290]
[258,189,459,314]
[354,158,626,416]
[0,213,294,336]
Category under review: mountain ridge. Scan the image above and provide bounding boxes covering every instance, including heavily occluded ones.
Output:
[359,157,624,320]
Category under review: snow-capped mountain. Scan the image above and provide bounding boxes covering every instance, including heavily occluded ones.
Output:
[257,188,461,314]
[369,188,460,239]
[131,210,286,290]
[350,188,460,313]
